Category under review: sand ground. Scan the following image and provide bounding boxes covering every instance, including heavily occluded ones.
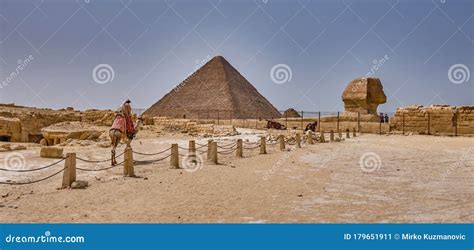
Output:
[0,131,473,223]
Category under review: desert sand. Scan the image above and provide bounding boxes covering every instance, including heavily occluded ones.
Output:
[0,129,473,223]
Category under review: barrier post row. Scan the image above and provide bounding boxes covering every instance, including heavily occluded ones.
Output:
[295,133,301,148]
[125,146,135,177]
[260,136,267,154]
[170,143,179,169]
[62,153,76,188]
[236,139,243,158]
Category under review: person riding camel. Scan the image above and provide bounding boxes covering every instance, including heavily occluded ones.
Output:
[121,99,135,139]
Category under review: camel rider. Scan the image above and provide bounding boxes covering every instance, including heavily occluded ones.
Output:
[122,99,135,139]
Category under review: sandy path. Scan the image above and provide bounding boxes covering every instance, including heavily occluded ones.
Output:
[0,134,473,223]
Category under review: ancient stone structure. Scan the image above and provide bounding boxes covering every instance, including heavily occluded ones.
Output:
[143,56,281,119]
[390,105,474,135]
[342,77,386,115]
[41,122,106,146]
[283,108,301,118]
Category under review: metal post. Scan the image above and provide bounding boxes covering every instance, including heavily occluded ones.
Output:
[318,111,321,132]
[357,111,360,132]
[427,112,431,135]
[402,112,405,135]
[301,111,304,130]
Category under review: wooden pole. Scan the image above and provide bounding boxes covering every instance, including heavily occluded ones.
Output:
[352,127,356,137]
[211,141,218,164]
[62,153,76,188]
[207,140,213,161]
[306,131,314,144]
[330,130,334,141]
[346,128,350,138]
[295,133,301,148]
[301,111,304,130]
[124,146,134,177]
[259,136,267,154]
[170,143,179,169]
[236,139,243,158]
[320,130,325,143]
[279,135,285,151]
[189,140,196,163]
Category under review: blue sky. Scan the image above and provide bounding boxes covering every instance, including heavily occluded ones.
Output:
[0,0,472,112]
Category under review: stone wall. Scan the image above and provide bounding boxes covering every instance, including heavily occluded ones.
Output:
[390,105,474,135]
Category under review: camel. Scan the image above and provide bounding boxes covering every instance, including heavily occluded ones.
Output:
[109,116,143,166]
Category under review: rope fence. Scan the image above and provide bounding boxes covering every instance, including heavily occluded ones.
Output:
[0,129,359,187]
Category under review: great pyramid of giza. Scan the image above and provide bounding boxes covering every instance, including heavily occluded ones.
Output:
[143,56,281,119]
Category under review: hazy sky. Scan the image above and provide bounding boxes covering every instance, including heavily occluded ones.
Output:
[0,0,472,112]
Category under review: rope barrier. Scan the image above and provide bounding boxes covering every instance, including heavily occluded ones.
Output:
[217,148,237,155]
[0,158,65,172]
[76,151,124,163]
[133,147,170,156]
[216,143,237,149]
[0,167,66,185]
[76,162,123,172]
[134,153,172,164]
[243,145,260,150]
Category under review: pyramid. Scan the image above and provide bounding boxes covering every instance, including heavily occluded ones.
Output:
[143,56,281,119]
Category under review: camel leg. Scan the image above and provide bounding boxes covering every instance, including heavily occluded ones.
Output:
[110,131,118,166]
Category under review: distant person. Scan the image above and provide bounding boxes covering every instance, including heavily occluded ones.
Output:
[384,114,389,123]
[305,121,318,132]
